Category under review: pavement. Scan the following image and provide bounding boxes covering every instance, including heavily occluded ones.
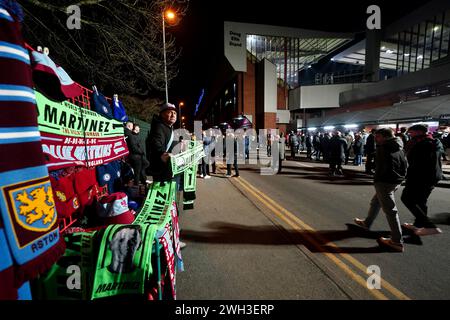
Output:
[177,152,450,300]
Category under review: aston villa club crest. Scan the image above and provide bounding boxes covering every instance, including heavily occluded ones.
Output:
[7,180,57,232]
[0,172,61,263]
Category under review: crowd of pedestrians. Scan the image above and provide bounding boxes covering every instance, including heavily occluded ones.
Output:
[285,124,447,252]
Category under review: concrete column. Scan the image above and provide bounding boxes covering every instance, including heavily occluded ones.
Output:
[364,30,381,82]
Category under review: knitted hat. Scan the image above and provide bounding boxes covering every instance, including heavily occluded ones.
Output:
[73,168,98,209]
[30,50,82,101]
[160,102,177,113]
[97,192,135,225]
[50,175,80,219]
[408,124,428,133]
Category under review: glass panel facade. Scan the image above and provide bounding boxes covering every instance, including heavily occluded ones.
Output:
[246,34,349,89]
[386,9,450,75]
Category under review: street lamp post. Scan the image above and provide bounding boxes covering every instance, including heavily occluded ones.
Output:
[162,10,175,104]
[179,101,184,128]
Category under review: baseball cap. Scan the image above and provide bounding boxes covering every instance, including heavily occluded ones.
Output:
[96,192,135,225]
[160,102,177,113]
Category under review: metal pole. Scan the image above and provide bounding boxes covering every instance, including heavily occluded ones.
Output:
[162,11,169,104]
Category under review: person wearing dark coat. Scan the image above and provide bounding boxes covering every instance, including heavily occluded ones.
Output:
[354,128,408,252]
[321,133,331,163]
[328,131,347,176]
[225,132,239,177]
[401,124,444,236]
[365,129,377,174]
[129,124,150,185]
[305,134,313,159]
[289,131,299,160]
[352,134,364,166]
[125,121,145,185]
[147,103,179,182]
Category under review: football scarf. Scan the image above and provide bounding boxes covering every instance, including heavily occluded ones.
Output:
[91,223,157,299]
[33,232,95,300]
[182,141,200,210]
[133,181,176,229]
[35,91,129,170]
[111,97,128,123]
[0,2,65,299]
[183,148,197,210]
[170,201,183,274]
[170,141,204,176]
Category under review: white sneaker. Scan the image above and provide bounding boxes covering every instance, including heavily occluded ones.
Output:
[179,241,187,249]
[204,175,211,179]
[225,174,231,178]
[414,227,443,236]
[199,174,204,178]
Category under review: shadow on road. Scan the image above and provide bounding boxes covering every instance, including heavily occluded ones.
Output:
[275,164,374,186]
[181,222,421,254]
[431,212,450,225]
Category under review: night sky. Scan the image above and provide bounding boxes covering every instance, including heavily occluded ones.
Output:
[170,0,432,119]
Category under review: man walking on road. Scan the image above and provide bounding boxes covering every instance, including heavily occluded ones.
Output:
[401,124,444,236]
[354,128,408,252]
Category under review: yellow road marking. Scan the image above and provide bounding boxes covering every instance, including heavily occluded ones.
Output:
[218,166,410,300]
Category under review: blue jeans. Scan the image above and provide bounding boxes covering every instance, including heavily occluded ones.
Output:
[354,154,362,165]
[364,182,403,243]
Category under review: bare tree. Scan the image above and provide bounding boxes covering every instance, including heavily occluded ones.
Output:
[20,0,189,96]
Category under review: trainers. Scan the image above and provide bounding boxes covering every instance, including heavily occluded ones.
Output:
[377,237,404,252]
[179,241,187,249]
[354,218,369,231]
[204,175,211,179]
[199,174,204,178]
[225,174,232,178]
[414,227,442,236]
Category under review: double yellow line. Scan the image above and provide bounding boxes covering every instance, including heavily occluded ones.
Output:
[220,168,410,300]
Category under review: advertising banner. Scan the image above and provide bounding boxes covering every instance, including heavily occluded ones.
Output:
[35,91,128,169]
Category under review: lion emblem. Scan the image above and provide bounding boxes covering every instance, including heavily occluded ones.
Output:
[16,186,56,225]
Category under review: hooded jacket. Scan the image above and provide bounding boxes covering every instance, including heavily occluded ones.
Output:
[374,137,407,184]
[405,134,444,186]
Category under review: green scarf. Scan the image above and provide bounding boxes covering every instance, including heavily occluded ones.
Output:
[170,141,204,176]
[133,181,176,229]
[91,223,156,299]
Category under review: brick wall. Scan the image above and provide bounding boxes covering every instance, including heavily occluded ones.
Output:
[264,112,277,129]
[277,85,287,110]
[243,59,256,126]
